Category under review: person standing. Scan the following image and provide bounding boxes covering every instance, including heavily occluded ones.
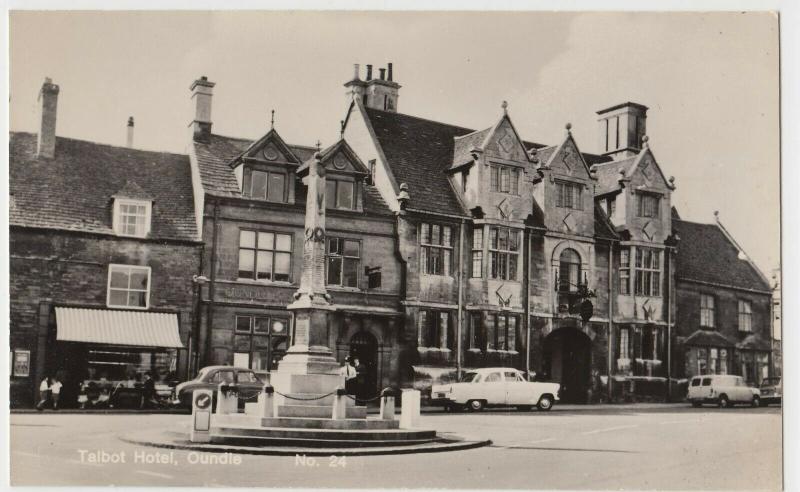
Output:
[35,376,50,411]
[50,376,62,410]
[340,356,357,395]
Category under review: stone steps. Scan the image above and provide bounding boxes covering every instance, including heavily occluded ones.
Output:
[276,404,367,419]
[259,416,401,430]
[209,433,438,448]
[215,424,435,442]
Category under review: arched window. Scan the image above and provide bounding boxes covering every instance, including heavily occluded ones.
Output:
[558,249,581,292]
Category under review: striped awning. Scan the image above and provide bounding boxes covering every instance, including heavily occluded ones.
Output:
[55,307,184,348]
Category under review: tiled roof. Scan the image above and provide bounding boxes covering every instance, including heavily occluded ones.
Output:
[591,157,636,195]
[673,219,771,293]
[682,329,736,347]
[363,108,608,216]
[736,333,771,351]
[194,133,392,216]
[451,128,491,169]
[594,206,619,240]
[9,132,198,242]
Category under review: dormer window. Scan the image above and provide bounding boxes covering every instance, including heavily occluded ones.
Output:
[490,164,519,194]
[555,180,582,210]
[245,168,287,202]
[326,178,355,210]
[113,199,151,238]
[636,192,661,218]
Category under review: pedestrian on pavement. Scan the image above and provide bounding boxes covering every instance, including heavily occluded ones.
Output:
[340,356,357,395]
[353,358,366,402]
[140,372,157,409]
[35,376,50,411]
[50,376,62,410]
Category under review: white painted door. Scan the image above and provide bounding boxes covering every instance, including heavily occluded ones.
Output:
[482,371,507,405]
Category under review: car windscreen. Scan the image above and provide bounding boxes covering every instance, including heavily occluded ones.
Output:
[760,378,779,387]
[460,372,479,383]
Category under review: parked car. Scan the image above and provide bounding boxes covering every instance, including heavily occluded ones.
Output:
[431,367,560,412]
[174,366,264,409]
[758,377,782,406]
[687,374,760,408]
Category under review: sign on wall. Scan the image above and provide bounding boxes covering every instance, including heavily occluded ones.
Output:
[13,350,30,377]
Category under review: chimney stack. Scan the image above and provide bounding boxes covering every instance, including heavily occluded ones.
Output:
[387,63,393,82]
[596,102,648,161]
[352,63,361,80]
[379,68,386,80]
[366,65,373,81]
[36,77,60,159]
[190,75,215,142]
[126,116,134,148]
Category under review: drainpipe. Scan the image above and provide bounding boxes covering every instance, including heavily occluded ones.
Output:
[607,238,614,402]
[524,228,532,378]
[456,219,465,379]
[392,211,409,386]
[666,246,673,401]
[204,200,220,365]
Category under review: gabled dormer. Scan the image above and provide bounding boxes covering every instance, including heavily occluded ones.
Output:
[297,139,369,213]
[535,125,597,236]
[622,138,675,243]
[229,129,302,204]
[112,180,152,238]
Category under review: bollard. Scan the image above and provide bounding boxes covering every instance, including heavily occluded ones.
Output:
[190,389,213,443]
[260,385,275,418]
[216,383,238,415]
[379,388,396,420]
[332,387,347,420]
[399,389,421,429]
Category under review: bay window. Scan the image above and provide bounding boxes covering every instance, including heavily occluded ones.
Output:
[471,226,484,278]
[418,310,455,350]
[619,248,630,295]
[634,248,661,296]
[489,227,520,281]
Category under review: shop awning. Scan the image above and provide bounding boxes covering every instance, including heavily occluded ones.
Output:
[55,307,184,348]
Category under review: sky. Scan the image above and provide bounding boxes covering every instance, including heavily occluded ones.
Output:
[9,11,780,276]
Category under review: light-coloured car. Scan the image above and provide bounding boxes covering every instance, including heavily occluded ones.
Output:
[687,374,760,408]
[174,366,264,409]
[759,377,782,406]
[431,367,560,412]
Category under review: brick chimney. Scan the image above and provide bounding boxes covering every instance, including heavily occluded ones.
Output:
[596,102,648,160]
[126,116,134,148]
[37,77,59,159]
[343,63,400,113]
[190,76,215,142]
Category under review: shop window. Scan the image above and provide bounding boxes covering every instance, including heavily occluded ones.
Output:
[634,248,661,297]
[700,294,715,328]
[233,315,289,372]
[636,192,661,218]
[113,199,151,238]
[485,312,519,351]
[619,248,630,295]
[489,227,520,281]
[555,180,582,209]
[326,179,356,210]
[490,165,520,194]
[471,226,484,278]
[420,223,453,276]
[107,264,151,309]
[417,310,454,350]
[244,168,286,202]
[641,326,658,360]
[738,300,753,332]
[84,347,177,388]
[238,230,292,282]
[326,237,360,288]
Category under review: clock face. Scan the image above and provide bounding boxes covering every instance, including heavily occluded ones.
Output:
[333,154,348,170]
[263,146,279,161]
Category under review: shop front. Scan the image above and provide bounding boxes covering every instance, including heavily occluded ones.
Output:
[50,307,185,408]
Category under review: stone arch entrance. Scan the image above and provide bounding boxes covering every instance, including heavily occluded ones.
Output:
[543,327,592,403]
[349,331,378,401]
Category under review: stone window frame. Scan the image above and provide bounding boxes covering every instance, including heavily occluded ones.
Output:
[738,299,753,332]
[232,314,290,372]
[417,309,454,350]
[237,230,293,283]
[619,248,631,295]
[489,226,520,281]
[106,264,151,310]
[243,166,288,203]
[489,164,520,195]
[636,191,661,218]
[326,237,361,289]
[485,312,519,352]
[634,247,662,297]
[113,198,151,238]
[554,179,583,210]
[420,222,454,277]
[326,177,357,210]
[700,293,716,328]
[470,225,484,279]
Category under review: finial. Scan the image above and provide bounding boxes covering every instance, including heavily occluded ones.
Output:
[669,175,675,186]
[340,120,345,139]
[619,169,626,178]
[565,122,572,132]
[642,135,649,148]
[501,100,508,114]
[714,210,720,220]
[316,140,322,152]
[270,109,275,130]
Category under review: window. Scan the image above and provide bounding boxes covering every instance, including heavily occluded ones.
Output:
[720,349,728,375]
[246,169,286,202]
[238,230,292,282]
[558,248,582,292]
[690,378,701,387]
[709,348,718,374]
[486,313,518,351]
[471,226,484,278]
[326,179,355,209]
[489,227,520,281]
[114,199,151,237]
[327,238,360,288]
[485,372,503,383]
[489,165,520,194]
[462,169,469,193]
[619,327,630,360]
[641,326,658,360]
[417,310,454,350]
[420,223,453,276]
[700,294,715,328]
[469,312,482,349]
[619,248,630,295]
[634,248,661,296]
[555,181,582,209]
[701,377,711,386]
[233,315,289,372]
[107,264,151,309]
[636,192,661,218]
[738,300,753,332]
[368,159,376,185]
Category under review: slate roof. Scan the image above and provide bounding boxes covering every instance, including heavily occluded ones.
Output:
[591,156,637,195]
[682,329,736,347]
[9,132,198,242]
[594,206,619,241]
[193,133,392,216]
[672,219,771,293]
[363,107,609,216]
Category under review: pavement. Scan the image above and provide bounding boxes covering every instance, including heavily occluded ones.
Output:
[9,404,782,489]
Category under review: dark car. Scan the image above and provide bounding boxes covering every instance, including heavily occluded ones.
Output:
[759,377,782,406]
[174,366,264,409]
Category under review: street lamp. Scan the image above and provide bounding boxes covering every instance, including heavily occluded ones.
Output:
[190,274,209,379]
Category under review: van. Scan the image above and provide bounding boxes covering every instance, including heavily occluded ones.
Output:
[687,375,760,408]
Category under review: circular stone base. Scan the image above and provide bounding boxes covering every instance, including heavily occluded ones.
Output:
[120,429,491,457]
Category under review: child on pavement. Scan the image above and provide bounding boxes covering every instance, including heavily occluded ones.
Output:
[35,376,50,411]
[50,377,63,410]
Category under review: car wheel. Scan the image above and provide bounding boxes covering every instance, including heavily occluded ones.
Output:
[467,399,485,412]
[718,394,731,408]
[516,405,532,412]
[537,395,554,411]
[691,400,702,408]
[751,396,761,408]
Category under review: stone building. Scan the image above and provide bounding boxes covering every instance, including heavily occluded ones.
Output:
[9,78,202,408]
[186,76,404,400]
[672,212,774,385]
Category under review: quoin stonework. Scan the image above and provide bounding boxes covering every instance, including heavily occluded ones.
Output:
[8,64,776,408]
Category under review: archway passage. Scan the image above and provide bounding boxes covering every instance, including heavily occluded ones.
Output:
[543,327,592,404]
[349,331,378,402]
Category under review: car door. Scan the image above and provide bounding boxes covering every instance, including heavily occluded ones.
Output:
[482,371,506,405]
[699,377,712,400]
[504,370,529,405]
